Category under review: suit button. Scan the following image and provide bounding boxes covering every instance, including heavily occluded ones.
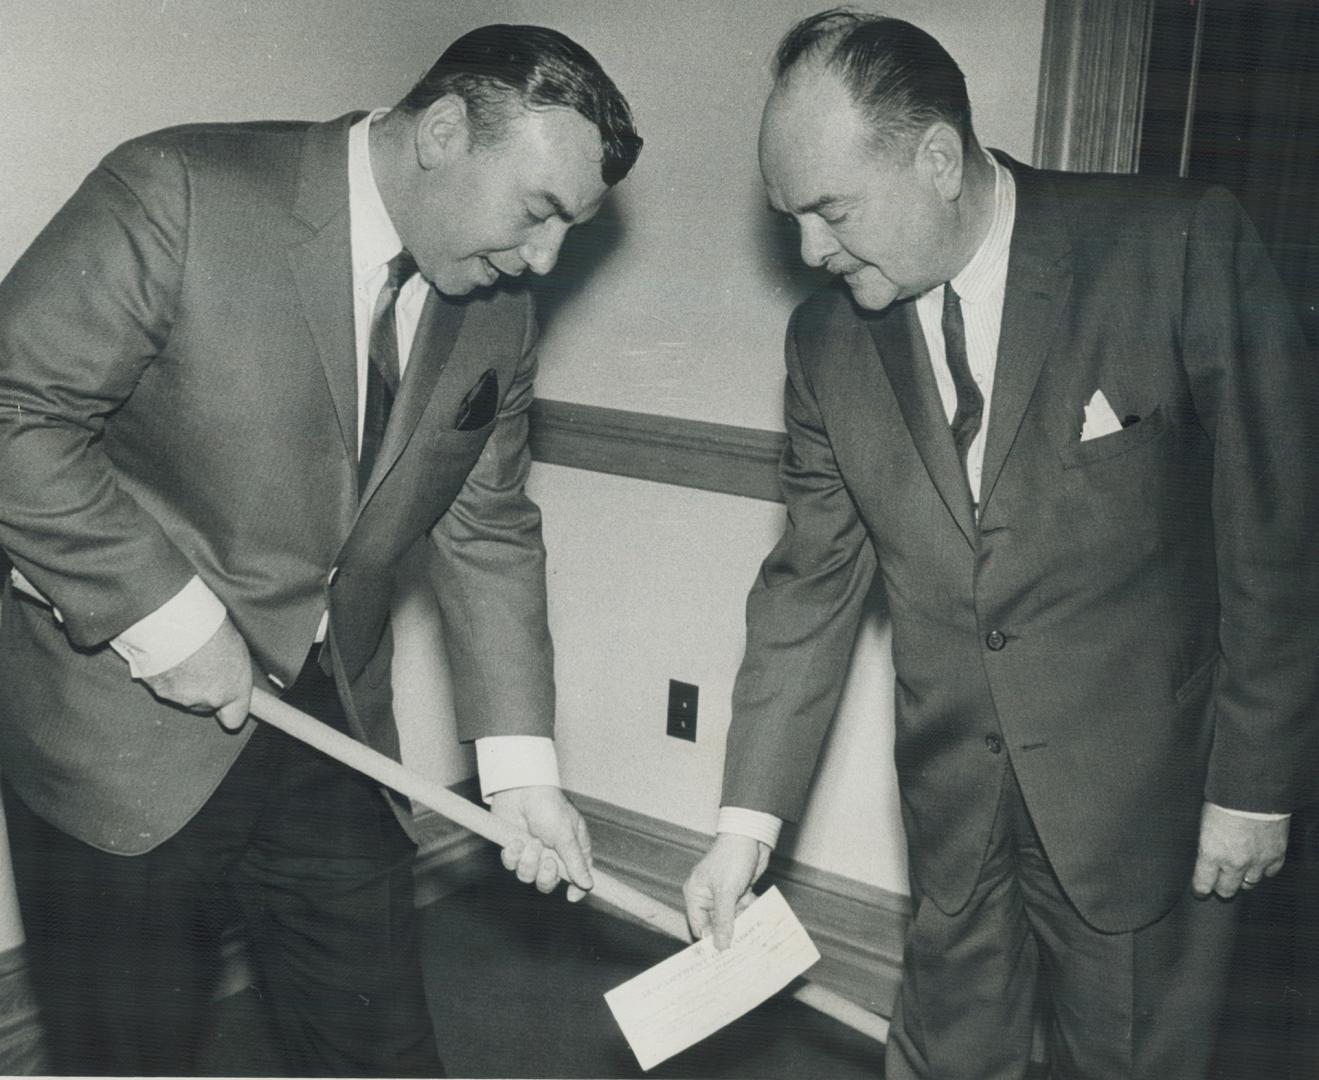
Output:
[327,566,340,587]
[986,629,1007,651]
[985,734,1003,754]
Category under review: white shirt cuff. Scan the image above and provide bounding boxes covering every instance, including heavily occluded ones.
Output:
[1212,803,1290,822]
[109,575,227,679]
[476,736,560,802]
[717,806,783,849]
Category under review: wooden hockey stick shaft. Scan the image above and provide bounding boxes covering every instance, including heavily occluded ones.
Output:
[248,686,888,1045]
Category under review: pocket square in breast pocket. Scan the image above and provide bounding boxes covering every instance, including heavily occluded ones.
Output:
[454,368,499,431]
[1080,389,1124,442]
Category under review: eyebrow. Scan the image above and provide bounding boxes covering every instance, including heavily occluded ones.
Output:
[539,192,576,223]
[771,194,846,217]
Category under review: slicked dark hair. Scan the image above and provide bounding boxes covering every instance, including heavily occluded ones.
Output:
[773,8,974,157]
[399,24,642,186]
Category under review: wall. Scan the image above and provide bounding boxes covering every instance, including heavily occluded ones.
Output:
[511,0,1047,893]
[0,1,518,268]
[511,0,1047,428]
[0,0,1048,922]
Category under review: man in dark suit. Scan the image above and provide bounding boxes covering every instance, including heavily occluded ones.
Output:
[0,23,640,1076]
[684,10,1317,1078]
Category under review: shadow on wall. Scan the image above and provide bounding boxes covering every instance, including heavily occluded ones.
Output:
[754,194,833,311]
[529,196,627,329]
[528,176,829,344]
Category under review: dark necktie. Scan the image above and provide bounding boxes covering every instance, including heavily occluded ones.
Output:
[359,250,417,493]
[941,282,983,493]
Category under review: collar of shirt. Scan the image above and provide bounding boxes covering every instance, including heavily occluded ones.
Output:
[348,108,404,287]
[949,150,1016,307]
[914,150,1015,333]
[346,109,430,417]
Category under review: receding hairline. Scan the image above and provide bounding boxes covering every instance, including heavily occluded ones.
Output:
[767,10,976,157]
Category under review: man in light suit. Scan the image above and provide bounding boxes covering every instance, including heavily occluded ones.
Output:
[0,24,640,1076]
[684,11,1317,1078]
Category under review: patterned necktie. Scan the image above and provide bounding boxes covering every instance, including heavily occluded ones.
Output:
[941,282,983,494]
[358,250,418,493]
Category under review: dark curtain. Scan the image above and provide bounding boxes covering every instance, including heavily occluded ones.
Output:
[1140,4,1319,1077]
[1187,0,1319,349]
[1142,0,1319,350]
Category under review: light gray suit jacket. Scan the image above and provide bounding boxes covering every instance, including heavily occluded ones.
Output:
[0,115,556,852]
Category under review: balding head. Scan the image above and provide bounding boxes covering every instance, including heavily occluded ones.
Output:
[771,8,976,161]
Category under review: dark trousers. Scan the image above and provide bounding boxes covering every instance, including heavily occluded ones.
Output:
[3,653,444,1077]
[886,765,1238,1080]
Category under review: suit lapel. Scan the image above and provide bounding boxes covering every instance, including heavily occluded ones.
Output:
[357,287,467,507]
[868,300,977,546]
[977,155,1074,517]
[286,115,363,469]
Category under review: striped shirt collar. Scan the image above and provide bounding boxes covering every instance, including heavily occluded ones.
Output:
[948,150,1016,306]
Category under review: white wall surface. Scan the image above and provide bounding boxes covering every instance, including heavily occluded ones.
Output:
[0,0,515,267]
[0,1,1048,930]
[529,465,911,890]
[499,0,1048,428]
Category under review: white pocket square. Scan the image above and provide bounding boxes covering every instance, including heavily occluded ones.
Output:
[1080,389,1124,442]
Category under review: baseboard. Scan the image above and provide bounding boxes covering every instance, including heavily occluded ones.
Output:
[568,793,908,1019]
[215,783,909,1027]
[409,788,907,1022]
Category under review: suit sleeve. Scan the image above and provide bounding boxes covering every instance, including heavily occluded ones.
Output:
[0,141,199,646]
[721,309,879,821]
[427,296,555,742]
[1181,187,1319,812]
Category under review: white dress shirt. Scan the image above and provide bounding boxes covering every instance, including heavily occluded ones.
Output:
[51,110,559,800]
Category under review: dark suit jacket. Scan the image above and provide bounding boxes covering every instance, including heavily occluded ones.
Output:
[723,154,1319,934]
[0,115,556,853]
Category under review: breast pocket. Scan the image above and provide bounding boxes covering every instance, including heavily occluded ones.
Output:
[1060,403,1169,469]
[418,423,486,484]
[410,421,496,509]
[429,418,495,458]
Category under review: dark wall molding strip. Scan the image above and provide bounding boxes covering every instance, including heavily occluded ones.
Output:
[529,398,787,504]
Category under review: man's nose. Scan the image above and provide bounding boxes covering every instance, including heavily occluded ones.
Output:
[520,221,569,276]
[798,218,837,269]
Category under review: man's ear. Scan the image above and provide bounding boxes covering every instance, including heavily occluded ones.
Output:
[917,121,965,202]
[415,94,469,170]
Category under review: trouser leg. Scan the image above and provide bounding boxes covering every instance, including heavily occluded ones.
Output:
[4,648,445,1078]
[885,769,1040,1080]
[232,655,444,1078]
[2,766,249,1076]
[1009,770,1237,1080]
[885,763,1237,1080]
